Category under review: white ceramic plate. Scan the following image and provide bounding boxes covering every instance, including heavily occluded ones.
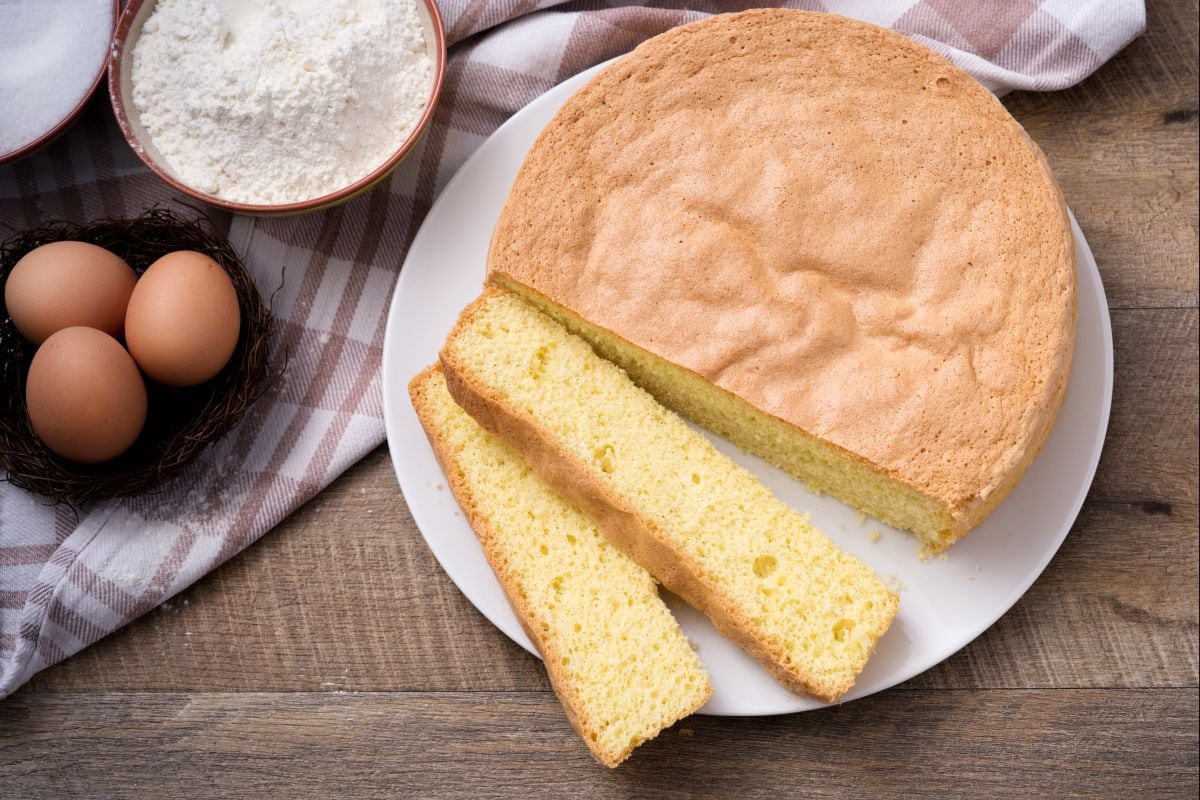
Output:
[381,61,1113,716]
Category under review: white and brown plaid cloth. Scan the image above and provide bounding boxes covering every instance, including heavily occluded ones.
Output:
[0,0,1144,698]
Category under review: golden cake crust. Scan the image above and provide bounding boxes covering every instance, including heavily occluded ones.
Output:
[489,9,1077,527]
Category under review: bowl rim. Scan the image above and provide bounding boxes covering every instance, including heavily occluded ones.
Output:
[0,0,121,167]
[107,0,448,216]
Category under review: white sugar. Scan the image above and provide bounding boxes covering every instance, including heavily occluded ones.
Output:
[0,0,112,155]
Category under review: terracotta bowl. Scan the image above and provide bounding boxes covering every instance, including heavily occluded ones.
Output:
[108,0,446,216]
[0,1,120,166]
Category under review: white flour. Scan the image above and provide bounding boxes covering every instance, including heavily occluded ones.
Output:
[131,0,432,204]
[0,0,112,155]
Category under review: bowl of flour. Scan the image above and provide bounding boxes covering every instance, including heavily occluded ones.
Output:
[109,0,445,215]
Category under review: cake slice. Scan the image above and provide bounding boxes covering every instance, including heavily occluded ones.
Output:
[440,290,899,703]
[409,365,711,767]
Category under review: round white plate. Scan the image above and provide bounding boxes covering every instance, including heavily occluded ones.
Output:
[381,62,1113,716]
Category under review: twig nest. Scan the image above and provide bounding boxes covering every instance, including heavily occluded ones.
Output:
[0,208,275,503]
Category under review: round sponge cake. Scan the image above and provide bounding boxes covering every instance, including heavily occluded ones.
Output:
[489,10,1076,547]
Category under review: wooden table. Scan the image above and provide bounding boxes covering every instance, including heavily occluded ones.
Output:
[3,4,1197,797]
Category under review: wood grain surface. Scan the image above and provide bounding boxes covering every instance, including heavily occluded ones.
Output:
[3,690,1196,799]
[2,2,1197,798]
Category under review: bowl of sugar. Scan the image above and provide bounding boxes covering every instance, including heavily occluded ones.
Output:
[0,1,119,165]
[109,0,446,216]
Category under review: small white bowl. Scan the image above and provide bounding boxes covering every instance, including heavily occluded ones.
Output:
[0,1,120,166]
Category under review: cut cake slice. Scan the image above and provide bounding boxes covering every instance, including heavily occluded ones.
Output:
[409,365,711,767]
[440,290,899,703]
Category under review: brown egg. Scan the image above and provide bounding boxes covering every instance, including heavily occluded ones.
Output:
[124,251,241,387]
[4,241,138,345]
[26,327,148,463]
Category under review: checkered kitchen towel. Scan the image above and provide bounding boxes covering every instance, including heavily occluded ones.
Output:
[0,0,1144,698]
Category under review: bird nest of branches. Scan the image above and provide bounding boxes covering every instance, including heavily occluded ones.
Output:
[0,208,275,504]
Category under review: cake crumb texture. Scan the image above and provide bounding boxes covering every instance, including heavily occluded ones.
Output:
[409,365,710,767]
[440,290,898,703]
